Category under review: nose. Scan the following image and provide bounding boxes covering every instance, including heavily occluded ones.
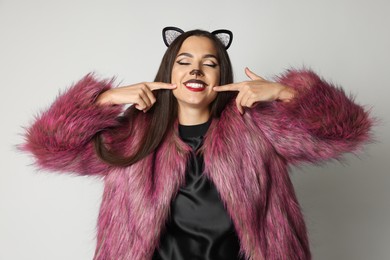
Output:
[190,68,204,77]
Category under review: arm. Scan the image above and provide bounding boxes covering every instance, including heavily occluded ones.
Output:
[21,75,177,175]
[21,74,123,176]
[251,69,373,164]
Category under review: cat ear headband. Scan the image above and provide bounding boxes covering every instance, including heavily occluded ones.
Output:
[162,26,233,49]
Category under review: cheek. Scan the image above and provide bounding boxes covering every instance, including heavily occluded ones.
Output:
[170,69,177,84]
[210,70,221,86]
[171,87,179,98]
[171,66,184,84]
[208,90,218,102]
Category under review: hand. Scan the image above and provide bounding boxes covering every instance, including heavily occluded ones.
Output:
[213,68,296,114]
[96,82,176,112]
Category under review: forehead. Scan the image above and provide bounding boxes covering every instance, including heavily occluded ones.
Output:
[178,36,217,56]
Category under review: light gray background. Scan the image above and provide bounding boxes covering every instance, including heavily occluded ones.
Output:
[1,0,389,259]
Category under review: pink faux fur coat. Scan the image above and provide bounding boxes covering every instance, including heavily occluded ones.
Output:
[22,69,372,260]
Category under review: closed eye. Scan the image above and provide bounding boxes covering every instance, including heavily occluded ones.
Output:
[204,63,218,68]
[177,61,190,65]
[176,60,218,68]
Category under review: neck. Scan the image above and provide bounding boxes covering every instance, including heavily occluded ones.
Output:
[178,105,211,125]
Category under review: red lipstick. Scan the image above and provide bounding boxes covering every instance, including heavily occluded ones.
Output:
[183,79,208,92]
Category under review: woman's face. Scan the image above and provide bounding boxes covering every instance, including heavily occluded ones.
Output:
[171,36,220,112]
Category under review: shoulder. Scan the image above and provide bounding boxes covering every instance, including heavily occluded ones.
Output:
[213,101,270,136]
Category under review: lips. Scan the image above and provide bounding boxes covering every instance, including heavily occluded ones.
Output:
[183,79,208,92]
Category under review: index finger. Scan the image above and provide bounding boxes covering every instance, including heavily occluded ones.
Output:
[213,83,241,92]
[147,82,177,91]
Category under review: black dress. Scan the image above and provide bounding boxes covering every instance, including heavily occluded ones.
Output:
[152,120,243,260]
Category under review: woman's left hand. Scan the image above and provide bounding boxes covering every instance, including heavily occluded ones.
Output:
[213,68,296,114]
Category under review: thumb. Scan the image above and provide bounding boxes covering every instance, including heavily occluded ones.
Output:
[245,67,265,81]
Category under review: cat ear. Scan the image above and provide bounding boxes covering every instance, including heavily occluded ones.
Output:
[162,27,185,47]
[212,29,233,49]
[162,27,233,49]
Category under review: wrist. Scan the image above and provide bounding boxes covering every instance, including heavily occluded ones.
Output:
[276,84,296,102]
[96,90,114,105]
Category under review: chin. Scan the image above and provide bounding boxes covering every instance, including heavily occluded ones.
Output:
[177,98,215,110]
[174,92,216,110]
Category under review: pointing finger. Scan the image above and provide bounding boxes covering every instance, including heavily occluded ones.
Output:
[148,82,177,91]
[245,67,265,81]
[213,83,241,92]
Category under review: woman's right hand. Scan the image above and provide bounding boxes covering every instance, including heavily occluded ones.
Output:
[96,82,176,112]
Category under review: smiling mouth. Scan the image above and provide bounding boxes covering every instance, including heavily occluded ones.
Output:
[183,79,208,92]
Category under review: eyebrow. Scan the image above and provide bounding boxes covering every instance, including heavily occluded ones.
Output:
[177,52,218,60]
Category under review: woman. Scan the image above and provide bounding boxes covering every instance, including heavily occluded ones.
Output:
[22,27,372,260]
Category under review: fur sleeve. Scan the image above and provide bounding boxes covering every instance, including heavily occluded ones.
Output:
[21,74,123,176]
[252,69,373,164]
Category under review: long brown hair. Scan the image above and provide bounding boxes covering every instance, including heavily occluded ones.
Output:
[94,29,235,166]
